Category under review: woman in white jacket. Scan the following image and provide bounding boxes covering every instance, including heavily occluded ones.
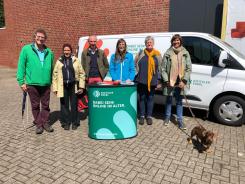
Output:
[52,44,85,130]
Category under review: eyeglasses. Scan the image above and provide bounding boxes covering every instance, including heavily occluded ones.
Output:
[36,35,45,39]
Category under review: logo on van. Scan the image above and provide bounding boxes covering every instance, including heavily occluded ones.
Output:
[190,79,210,86]
[84,39,110,57]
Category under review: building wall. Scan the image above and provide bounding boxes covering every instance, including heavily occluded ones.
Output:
[169,0,223,37]
[0,0,169,68]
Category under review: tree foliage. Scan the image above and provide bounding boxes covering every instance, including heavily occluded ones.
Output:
[0,0,5,27]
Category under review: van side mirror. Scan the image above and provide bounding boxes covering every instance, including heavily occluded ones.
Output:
[218,50,228,68]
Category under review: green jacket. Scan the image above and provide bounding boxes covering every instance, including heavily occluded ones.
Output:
[81,48,109,80]
[161,47,192,96]
[16,44,54,86]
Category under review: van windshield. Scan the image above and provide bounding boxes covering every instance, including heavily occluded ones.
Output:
[210,35,245,59]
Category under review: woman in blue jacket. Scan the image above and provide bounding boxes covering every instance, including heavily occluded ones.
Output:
[109,39,135,82]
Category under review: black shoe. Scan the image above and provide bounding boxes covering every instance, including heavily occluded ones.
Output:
[146,117,153,125]
[64,124,70,130]
[139,117,144,125]
[72,124,78,130]
[43,123,54,132]
[36,127,44,134]
[60,121,65,128]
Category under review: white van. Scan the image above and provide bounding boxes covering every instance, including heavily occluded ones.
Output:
[78,32,245,126]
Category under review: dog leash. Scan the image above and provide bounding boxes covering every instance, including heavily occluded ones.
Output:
[183,92,206,130]
[165,84,207,130]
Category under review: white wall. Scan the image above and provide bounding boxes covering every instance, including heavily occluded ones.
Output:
[225,0,245,55]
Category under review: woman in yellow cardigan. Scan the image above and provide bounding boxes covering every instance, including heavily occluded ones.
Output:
[52,44,86,130]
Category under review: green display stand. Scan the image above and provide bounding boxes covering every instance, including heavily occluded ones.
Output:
[88,84,137,140]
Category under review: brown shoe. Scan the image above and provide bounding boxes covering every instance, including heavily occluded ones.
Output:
[64,124,70,130]
[72,124,78,130]
[43,123,54,132]
[36,127,44,134]
[146,117,153,125]
[139,117,144,125]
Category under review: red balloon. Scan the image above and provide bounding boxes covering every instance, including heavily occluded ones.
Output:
[83,41,89,49]
[97,39,103,48]
[104,48,109,57]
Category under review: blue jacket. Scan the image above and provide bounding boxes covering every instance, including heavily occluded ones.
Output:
[109,52,135,81]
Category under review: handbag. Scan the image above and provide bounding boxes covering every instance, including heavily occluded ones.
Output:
[77,92,88,112]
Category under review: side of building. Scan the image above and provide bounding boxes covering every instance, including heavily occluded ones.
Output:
[0,0,169,67]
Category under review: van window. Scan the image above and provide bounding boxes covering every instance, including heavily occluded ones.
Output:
[182,37,222,66]
[211,35,245,59]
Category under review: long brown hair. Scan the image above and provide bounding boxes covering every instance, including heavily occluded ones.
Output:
[114,38,127,62]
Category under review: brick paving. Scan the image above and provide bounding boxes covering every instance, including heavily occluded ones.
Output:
[1,66,245,184]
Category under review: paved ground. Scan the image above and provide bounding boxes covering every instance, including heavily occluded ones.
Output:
[1,66,245,184]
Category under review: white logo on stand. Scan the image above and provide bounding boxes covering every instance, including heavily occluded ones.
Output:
[93,90,100,98]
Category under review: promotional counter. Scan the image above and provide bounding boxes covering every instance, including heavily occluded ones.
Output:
[88,83,137,140]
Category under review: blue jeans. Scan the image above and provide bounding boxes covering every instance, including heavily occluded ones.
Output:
[138,83,155,118]
[165,87,184,126]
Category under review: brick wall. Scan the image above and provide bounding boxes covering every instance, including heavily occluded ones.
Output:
[0,0,169,68]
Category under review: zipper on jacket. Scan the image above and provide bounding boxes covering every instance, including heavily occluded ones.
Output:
[66,59,70,86]
[31,44,47,67]
[120,62,123,81]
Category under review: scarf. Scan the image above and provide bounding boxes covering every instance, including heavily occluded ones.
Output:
[169,46,184,87]
[144,49,161,91]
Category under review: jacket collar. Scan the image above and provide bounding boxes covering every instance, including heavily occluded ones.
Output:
[87,47,98,55]
[31,43,47,51]
[31,43,49,57]
[165,47,188,57]
[59,55,76,63]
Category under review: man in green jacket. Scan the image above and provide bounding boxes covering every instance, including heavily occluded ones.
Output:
[17,28,54,134]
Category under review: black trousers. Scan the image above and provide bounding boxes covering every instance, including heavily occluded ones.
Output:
[60,83,78,126]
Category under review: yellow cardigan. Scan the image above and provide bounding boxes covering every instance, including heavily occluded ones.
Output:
[52,56,86,98]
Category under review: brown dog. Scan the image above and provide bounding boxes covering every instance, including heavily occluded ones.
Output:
[187,126,215,153]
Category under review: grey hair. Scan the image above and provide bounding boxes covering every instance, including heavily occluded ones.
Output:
[145,36,154,45]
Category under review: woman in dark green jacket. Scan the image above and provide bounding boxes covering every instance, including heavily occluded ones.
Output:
[161,34,192,130]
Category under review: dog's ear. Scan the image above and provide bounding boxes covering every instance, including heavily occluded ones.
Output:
[206,131,215,139]
[202,130,207,137]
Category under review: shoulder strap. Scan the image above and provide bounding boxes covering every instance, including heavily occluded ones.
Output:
[135,49,144,63]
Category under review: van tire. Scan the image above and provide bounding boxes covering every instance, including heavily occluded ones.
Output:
[213,95,245,126]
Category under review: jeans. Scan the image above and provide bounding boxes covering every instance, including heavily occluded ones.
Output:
[27,85,50,128]
[165,87,184,126]
[138,83,155,118]
[60,83,78,126]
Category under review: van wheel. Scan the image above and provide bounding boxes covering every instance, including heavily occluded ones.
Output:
[213,95,245,126]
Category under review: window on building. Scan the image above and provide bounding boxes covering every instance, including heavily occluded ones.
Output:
[0,0,5,28]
